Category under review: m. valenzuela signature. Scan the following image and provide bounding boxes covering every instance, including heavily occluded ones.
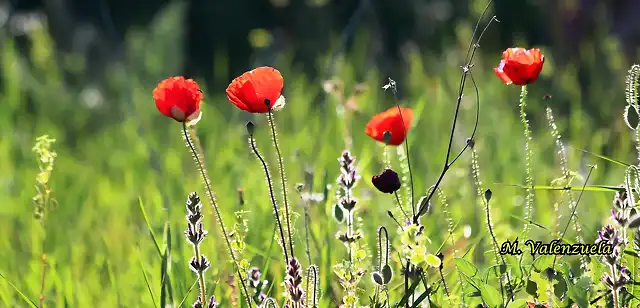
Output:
[498,238,614,256]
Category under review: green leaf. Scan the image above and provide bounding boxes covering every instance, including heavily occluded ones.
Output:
[160,221,173,308]
[138,197,163,258]
[496,183,624,192]
[425,253,441,268]
[0,272,38,308]
[568,146,631,167]
[504,255,523,279]
[506,299,530,308]
[531,255,554,273]
[455,257,479,277]
[177,280,198,307]
[138,247,158,308]
[480,284,503,308]
[566,276,591,308]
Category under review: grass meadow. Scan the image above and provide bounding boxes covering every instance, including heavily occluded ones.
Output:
[1,2,640,308]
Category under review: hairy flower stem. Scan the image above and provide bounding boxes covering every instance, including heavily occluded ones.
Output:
[182,123,252,307]
[386,80,416,218]
[471,149,514,303]
[267,110,296,259]
[304,206,312,265]
[519,85,534,239]
[248,132,290,262]
[611,264,620,308]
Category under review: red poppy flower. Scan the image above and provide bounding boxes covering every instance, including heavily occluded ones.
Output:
[226,66,285,113]
[494,48,544,86]
[365,107,413,146]
[153,76,203,123]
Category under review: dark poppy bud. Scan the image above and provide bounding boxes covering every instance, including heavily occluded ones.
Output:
[246,121,255,135]
[372,169,401,194]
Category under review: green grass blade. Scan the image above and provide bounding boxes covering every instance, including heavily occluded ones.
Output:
[509,215,575,245]
[0,272,38,308]
[160,221,173,307]
[495,183,623,192]
[177,280,198,307]
[139,197,163,258]
[568,145,631,167]
[138,248,158,308]
[259,225,278,301]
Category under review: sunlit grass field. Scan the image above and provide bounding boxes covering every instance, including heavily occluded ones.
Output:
[1,3,639,307]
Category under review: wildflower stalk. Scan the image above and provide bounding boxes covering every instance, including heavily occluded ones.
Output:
[471,148,513,303]
[437,188,460,304]
[333,150,365,308]
[184,193,210,305]
[518,85,534,239]
[32,135,57,308]
[386,79,416,218]
[247,121,289,262]
[266,108,295,258]
[545,107,587,269]
[413,4,497,223]
[182,123,251,307]
[624,65,640,164]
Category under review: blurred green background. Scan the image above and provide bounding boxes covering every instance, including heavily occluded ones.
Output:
[1,0,639,306]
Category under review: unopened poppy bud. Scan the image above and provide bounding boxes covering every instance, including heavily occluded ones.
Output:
[372,169,401,194]
[484,189,492,202]
[466,138,475,149]
[246,121,256,135]
[383,131,392,145]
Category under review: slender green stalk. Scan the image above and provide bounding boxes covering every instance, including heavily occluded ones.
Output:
[266,110,296,259]
[519,85,534,239]
[182,123,252,307]
[32,135,57,308]
[193,243,207,303]
[248,128,290,262]
[545,107,587,269]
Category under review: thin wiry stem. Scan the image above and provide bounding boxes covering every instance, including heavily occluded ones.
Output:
[546,107,587,269]
[553,165,597,268]
[386,79,415,218]
[304,205,312,265]
[413,2,497,222]
[471,148,514,304]
[267,109,296,259]
[436,188,463,303]
[248,131,290,262]
[182,123,252,307]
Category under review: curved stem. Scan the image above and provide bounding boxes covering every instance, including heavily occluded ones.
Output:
[266,111,296,259]
[248,133,290,262]
[182,123,252,307]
